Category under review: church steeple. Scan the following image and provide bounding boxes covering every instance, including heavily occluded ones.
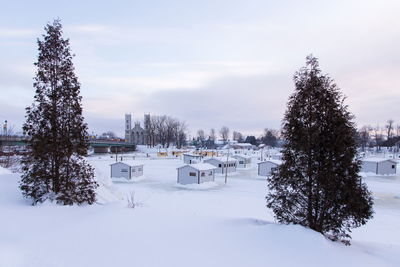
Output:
[125,114,132,142]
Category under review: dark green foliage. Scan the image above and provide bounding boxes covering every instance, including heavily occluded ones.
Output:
[382,136,400,147]
[245,136,257,146]
[266,55,373,244]
[20,19,98,205]
[262,129,277,147]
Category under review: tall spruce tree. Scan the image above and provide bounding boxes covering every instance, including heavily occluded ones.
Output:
[266,55,373,244]
[20,19,98,205]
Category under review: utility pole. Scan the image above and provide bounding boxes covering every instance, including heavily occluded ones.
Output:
[261,147,264,161]
[2,120,7,136]
[225,148,229,184]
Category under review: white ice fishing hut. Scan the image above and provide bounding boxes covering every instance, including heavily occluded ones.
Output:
[111,162,144,179]
[177,163,217,185]
[183,153,202,164]
[232,154,252,168]
[271,153,283,160]
[361,158,397,175]
[203,157,237,174]
[257,160,282,176]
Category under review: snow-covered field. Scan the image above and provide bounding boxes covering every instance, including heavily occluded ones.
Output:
[1,154,400,267]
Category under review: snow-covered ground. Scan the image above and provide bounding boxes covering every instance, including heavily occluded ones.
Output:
[1,154,400,267]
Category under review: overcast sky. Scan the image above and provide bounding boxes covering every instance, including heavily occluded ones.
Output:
[1,0,399,137]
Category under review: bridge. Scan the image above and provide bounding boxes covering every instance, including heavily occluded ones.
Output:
[0,136,136,154]
[0,136,28,146]
[89,140,136,153]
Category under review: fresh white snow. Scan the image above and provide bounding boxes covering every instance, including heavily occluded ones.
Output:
[177,163,217,171]
[0,154,400,267]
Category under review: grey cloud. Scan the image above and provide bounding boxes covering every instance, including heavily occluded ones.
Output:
[0,66,33,89]
[136,73,293,136]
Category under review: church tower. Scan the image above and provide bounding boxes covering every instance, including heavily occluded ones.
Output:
[144,113,150,145]
[125,114,132,142]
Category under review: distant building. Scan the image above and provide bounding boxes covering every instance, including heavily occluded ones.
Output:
[204,157,237,174]
[172,151,186,157]
[231,143,254,150]
[257,160,282,177]
[177,163,217,185]
[271,153,283,160]
[232,154,252,168]
[110,162,144,179]
[183,153,203,164]
[361,158,397,175]
[125,114,149,145]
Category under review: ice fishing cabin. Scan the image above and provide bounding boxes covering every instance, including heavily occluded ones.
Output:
[271,153,283,160]
[203,157,237,174]
[361,158,397,175]
[177,163,217,185]
[157,152,168,157]
[232,154,252,168]
[183,153,203,164]
[257,160,282,177]
[110,162,144,179]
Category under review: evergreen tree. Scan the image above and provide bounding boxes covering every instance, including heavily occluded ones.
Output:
[266,55,373,244]
[20,19,98,205]
[262,129,277,147]
[245,136,257,146]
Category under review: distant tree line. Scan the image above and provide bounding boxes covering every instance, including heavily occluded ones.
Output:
[357,119,400,151]
[192,126,281,149]
[146,115,187,148]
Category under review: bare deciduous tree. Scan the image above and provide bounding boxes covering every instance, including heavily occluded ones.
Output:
[0,125,17,169]
[197,129,205,142]
[374,125,383,151]
[146,115,187,148]
[209,129,216,141]
[165,117,178,148]
[219,126,230,142]
[386,119,394,140]
[359,125,372,151]
[232,131,243,142]
[175,121,187,149]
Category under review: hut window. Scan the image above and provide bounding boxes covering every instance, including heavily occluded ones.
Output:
[132,168,136,172]
[271,167,277,172]
[121,168,128,172]
[392,165,395,169]
[201,172,205,177]
[218,164,222,168]
[138,167,142,171]
[239,161,244,164]
[189,172,196,176]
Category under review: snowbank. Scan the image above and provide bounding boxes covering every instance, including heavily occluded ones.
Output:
[111,175,148,183]
[237,166,253,171]
[0,166,12,175]
[1,156,399,267]
[360,172,397,177]
[93,164,124,204]
[215,172,241,177]
[175,181,219,190]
